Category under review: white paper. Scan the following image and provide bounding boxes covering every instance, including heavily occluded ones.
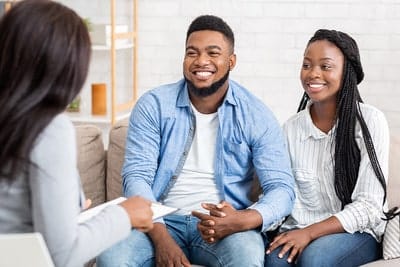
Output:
[78,197,178,223]
[150,202,179,220]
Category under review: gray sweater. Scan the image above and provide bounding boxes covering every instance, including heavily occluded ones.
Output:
[0,114,131,267]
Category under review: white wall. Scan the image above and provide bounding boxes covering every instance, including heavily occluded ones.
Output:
[60,0,400,134]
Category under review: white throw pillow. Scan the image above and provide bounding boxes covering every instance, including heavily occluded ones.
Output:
[383,207,400,260]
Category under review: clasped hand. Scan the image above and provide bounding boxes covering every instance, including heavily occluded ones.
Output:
[191,201,239,243]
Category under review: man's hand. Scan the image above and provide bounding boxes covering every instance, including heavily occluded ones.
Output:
[192,201,241,243]
[149,223,191,267]
[266,228,313,263]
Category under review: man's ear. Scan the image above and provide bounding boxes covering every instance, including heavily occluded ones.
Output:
[229,53,237,70]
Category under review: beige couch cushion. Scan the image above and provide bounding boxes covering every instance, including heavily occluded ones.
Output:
[75,125,106,207]
[387,134,400,208]
[361,258,400,267]
[106,118,129,201]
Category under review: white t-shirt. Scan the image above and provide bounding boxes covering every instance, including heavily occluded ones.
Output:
[163,105,221,214]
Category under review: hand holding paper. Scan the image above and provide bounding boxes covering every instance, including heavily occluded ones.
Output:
[78,197,179,225]
[150,202,179,220]
[119,196,153,232]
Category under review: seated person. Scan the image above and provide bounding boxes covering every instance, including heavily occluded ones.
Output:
[97,14,295,267]
[265,29,389,267]
[0,1,153,266]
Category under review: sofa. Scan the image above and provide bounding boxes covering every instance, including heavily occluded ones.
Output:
[75,119,400,266]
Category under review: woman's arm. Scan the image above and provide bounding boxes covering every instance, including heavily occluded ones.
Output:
[267,216,344,263]
[30,115,131,267]
[334,108,389,237]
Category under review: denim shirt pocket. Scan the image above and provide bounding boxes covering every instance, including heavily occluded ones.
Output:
[293,168,320,210]
[224,140,251,176]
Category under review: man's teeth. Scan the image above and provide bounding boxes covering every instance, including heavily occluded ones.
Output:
[196,71,212,77]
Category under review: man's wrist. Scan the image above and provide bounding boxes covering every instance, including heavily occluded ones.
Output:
[148,223,169,243]
[237,209,263,231]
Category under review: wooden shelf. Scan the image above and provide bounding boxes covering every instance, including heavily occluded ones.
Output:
[0,0,19,15]
[68,0,138,125]
[66,111,130,124]
[92,43,134,51]
[108,0,138,124]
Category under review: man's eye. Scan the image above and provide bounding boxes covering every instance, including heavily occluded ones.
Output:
[322,65,332,70]
[186,51,197,57]
[302,63,310,69]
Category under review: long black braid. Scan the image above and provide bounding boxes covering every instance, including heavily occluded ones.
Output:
[297,29,386,208]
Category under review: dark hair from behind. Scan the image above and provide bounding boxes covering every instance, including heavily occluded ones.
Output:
[297,29,386,207]
[186,15,235,52]
[0,0,91,181]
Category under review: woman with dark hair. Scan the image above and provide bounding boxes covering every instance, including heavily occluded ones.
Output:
[265,29,389,266]
[0,1,153,266]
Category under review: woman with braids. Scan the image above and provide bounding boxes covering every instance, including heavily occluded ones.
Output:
[265,29,389,267]
[0,1,153,266]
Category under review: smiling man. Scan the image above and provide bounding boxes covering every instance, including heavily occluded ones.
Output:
[97,15,295,267]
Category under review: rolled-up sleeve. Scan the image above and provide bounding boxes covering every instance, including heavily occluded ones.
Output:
[334,109,389,237]
[251,115,295,232]
[122,93,160,202]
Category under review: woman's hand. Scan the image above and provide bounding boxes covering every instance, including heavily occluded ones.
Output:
[119,196,153,232]
[267,216,345,263]
[83,198,92,210]
[266,228,313,263]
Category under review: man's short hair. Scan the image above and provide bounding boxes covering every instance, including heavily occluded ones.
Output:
[186,15,234,50]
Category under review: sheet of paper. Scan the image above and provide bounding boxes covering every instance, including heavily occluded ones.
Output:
[150,202,179,219]
[78,197,178,223]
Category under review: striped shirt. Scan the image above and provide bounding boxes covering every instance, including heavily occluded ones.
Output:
[280,102,389,241]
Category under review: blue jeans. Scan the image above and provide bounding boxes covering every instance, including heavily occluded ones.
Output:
[97,214,265,267]
[265,232,380,267]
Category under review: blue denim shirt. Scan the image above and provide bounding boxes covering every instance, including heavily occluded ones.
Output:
[122,79,295,231]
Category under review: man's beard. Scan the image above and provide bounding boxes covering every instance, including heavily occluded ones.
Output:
[185,70,230,98]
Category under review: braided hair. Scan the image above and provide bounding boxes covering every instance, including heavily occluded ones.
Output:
[297,29,386,208]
